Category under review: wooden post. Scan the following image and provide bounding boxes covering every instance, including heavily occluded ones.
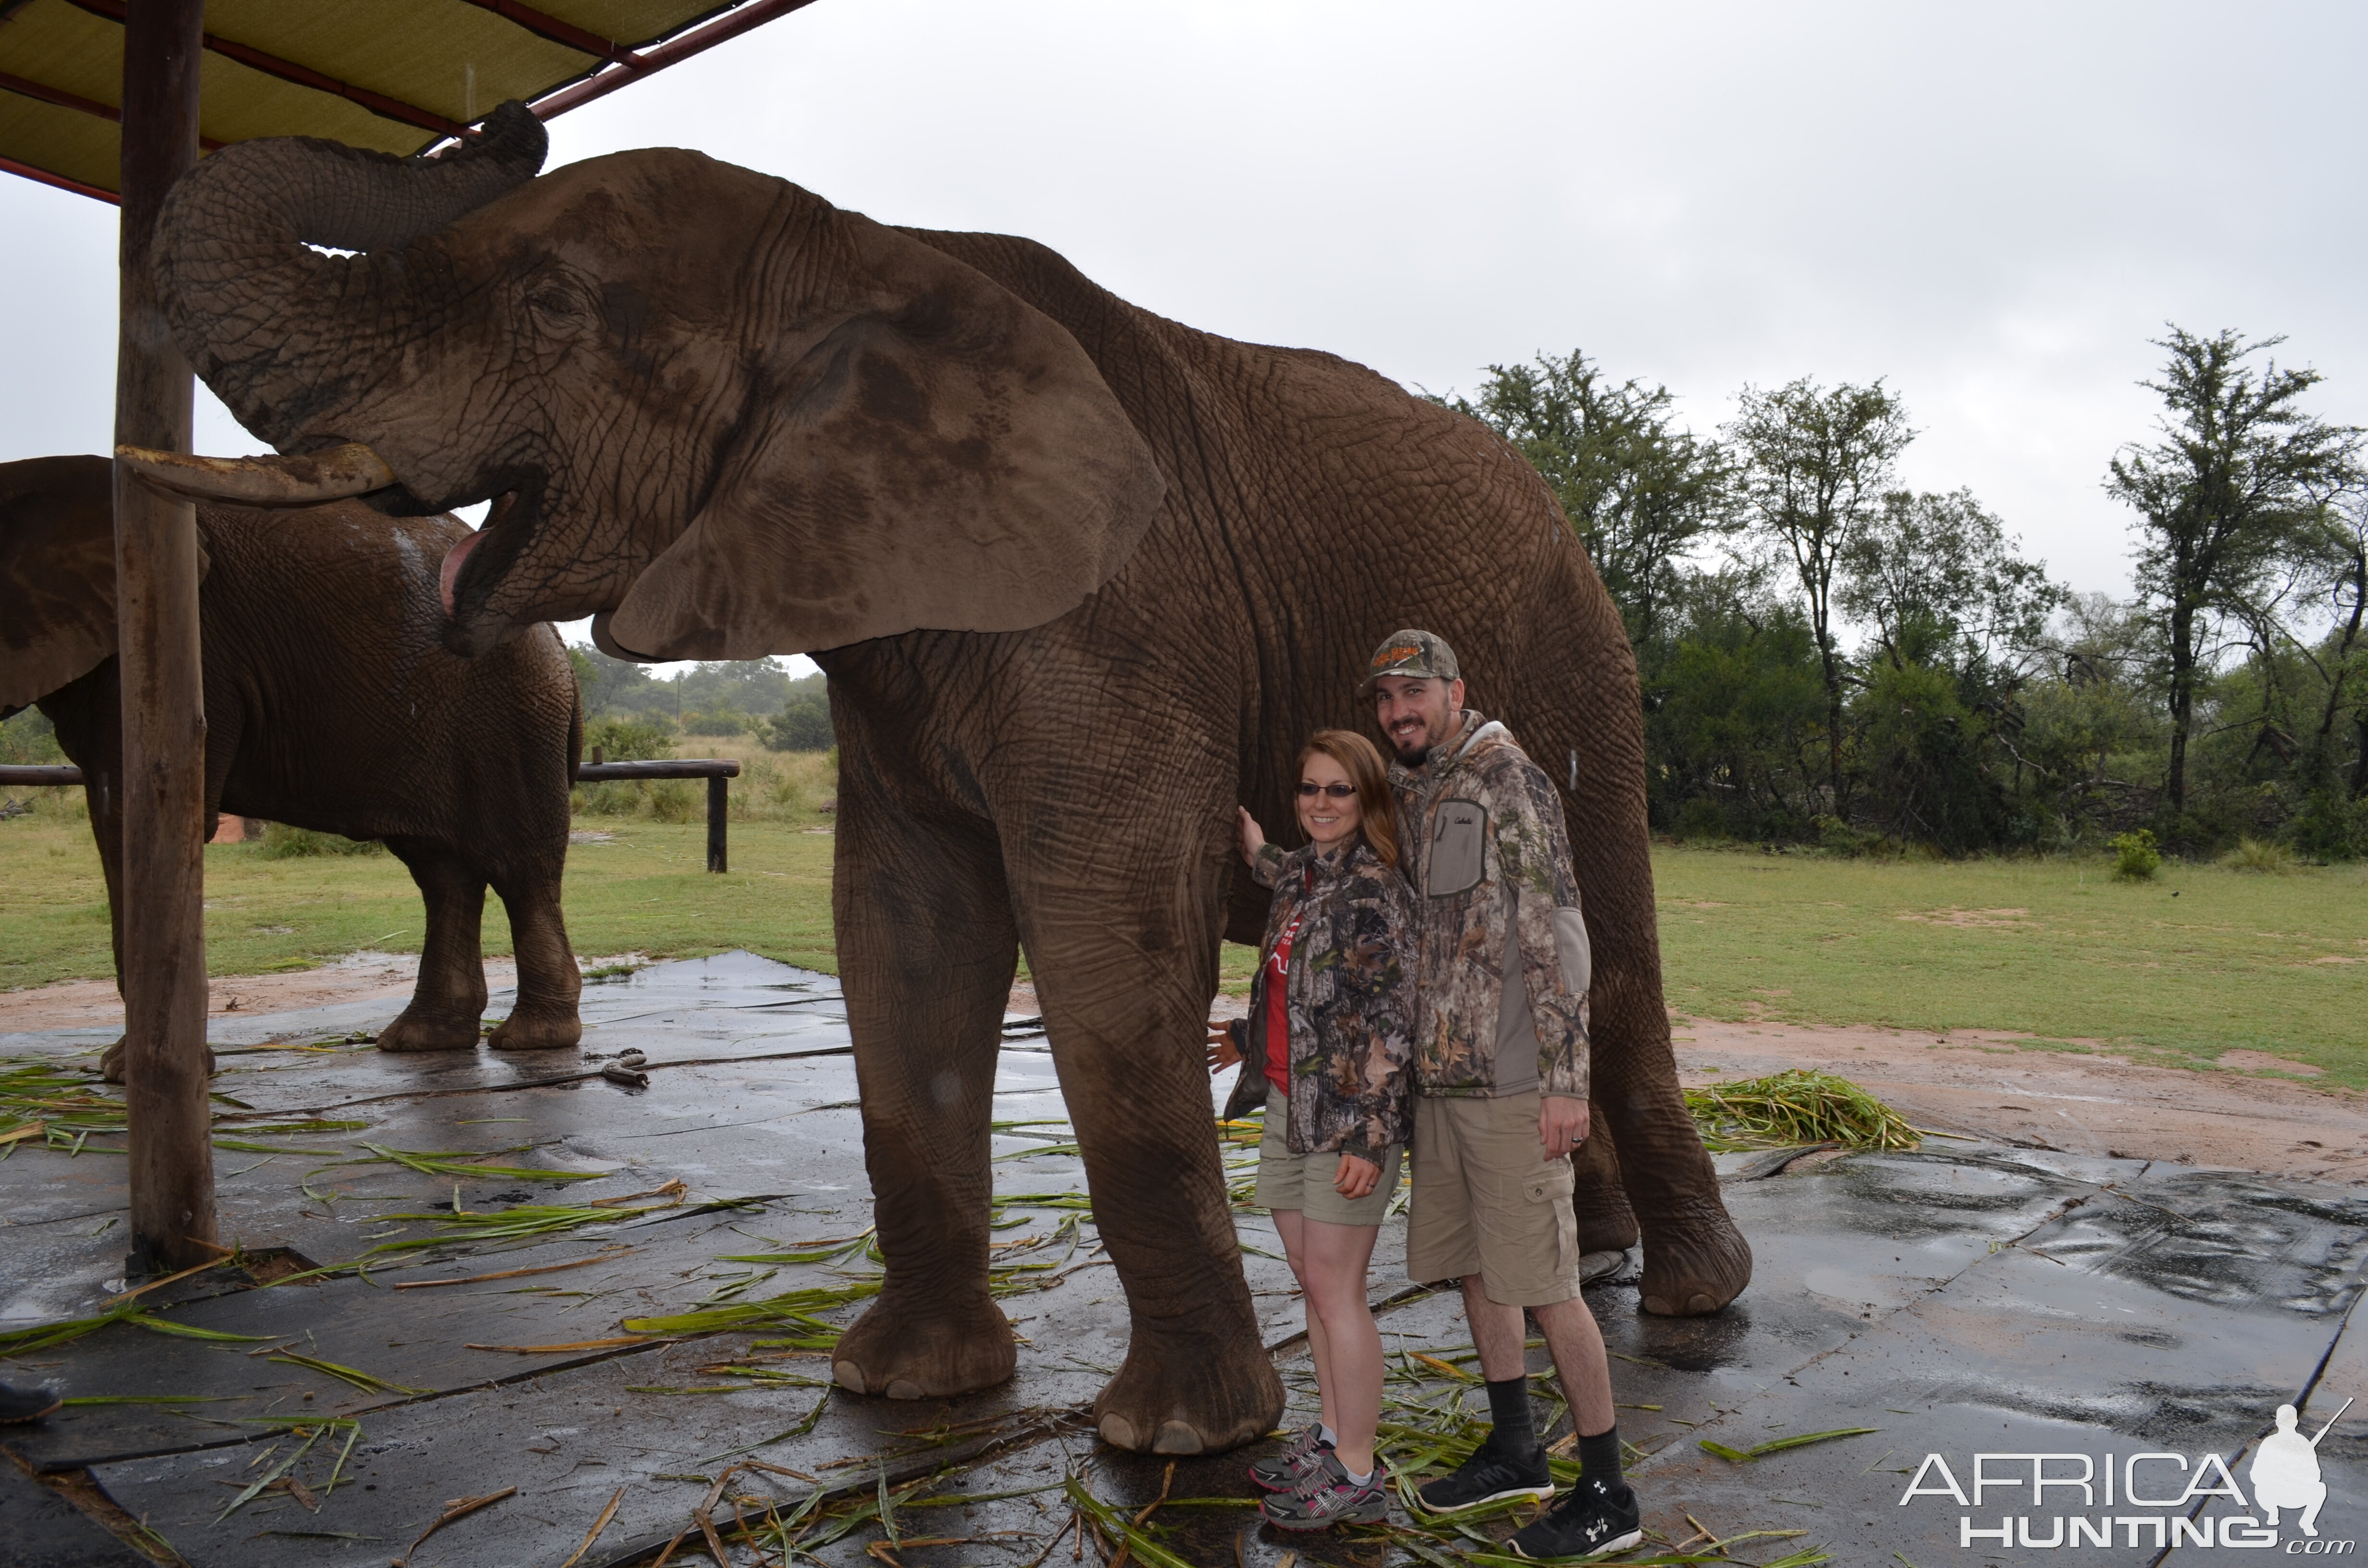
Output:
[706,774,728,873]
[114,0,218,1274]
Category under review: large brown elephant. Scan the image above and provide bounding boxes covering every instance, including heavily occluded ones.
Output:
[0,454,584,1061]
[126,103,1751,1454]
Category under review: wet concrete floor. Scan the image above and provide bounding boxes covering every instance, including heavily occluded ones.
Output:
[3,951,2364,1566]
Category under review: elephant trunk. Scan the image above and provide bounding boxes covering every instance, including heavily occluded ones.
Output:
[152,100,547,450]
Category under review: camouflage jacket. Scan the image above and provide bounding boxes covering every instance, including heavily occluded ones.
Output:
[1227,840,1418,1160]
[1392,710,1592,1100]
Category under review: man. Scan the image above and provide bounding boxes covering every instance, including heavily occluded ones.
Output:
[1368,628,1641,1560]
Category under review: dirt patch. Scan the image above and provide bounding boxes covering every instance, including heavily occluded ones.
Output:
[1676,1016,2368,1184]
[0,950,538,1035]
[1896,906,2036,929]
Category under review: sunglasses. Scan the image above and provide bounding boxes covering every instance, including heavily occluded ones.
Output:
[1296,783,1359,799]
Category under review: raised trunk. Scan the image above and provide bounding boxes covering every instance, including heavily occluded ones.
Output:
[150,102,546,450]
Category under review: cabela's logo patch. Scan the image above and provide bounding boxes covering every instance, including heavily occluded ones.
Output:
[1897,1397,2351,1551]
[1373,644,1424,668]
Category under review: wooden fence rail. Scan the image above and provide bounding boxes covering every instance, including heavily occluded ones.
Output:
[1,758,744,872]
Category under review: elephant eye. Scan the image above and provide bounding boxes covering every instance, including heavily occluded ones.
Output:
[528,285,584,323]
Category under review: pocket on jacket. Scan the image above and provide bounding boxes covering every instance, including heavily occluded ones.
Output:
[1428,800,1486,898]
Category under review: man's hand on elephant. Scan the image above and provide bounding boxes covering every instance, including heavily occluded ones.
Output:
[1206,1022,1241,1075]
[1333,1152,1381,1199]
[1236,806,1267,866]
[1539,1095,1590,1161]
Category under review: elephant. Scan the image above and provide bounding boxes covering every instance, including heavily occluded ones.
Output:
[124,102,1752,1454]
[0,453,584,1066]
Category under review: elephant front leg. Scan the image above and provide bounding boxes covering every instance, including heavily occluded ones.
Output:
[1017,894,1284,1455]
[486,871,581,1051]
[376,844,490,1052]
[826,808,1022,1401]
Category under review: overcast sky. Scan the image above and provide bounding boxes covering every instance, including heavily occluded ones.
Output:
[5,0,2363,665]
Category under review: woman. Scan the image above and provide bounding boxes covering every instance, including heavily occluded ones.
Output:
[1209,729,1418,1530]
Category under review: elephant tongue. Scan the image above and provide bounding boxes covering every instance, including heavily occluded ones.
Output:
[438,528,482,619]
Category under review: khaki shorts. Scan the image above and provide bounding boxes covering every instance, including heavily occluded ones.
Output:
[1253,1087,1405,1227]
[1406,1090,1581,1306]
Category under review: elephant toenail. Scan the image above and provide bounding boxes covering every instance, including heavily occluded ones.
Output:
[1152,1421,1205,1455]
[1098,1414,1139,1451]
[832,1360,869,1394]
[885,1379,925,1400]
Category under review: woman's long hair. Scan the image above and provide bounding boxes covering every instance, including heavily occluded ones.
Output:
[1301,729,1400,868]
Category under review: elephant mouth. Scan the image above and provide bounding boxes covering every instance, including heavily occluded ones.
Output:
[437,487,520,620]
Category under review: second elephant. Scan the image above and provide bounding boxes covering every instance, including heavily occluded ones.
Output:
[0,454,584,1061]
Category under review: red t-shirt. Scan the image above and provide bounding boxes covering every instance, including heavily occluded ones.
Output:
[1264,912,1302,1094]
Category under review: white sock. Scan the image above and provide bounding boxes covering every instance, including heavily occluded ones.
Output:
[1318,1423,1338,1447]
[1343,1464,1373,1486]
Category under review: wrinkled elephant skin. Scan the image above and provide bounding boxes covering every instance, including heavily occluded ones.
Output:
[143,104,1751,1452]
[0,455,584,1067]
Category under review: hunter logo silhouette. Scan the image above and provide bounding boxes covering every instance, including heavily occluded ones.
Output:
[2254,1397,2350,1537]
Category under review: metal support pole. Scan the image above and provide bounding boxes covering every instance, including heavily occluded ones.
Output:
[115,0,217,1274]
[706,774,728,873]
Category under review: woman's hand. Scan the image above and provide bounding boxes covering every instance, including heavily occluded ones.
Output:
[1333,1152,1381,1199]
[1206,1021,1241,1075]
[1236,806,1267,866]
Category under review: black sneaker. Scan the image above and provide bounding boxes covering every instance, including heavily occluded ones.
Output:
[1507,1476,1642,1560]
[1413,1434,1554,1513]
[0,1384,62,1424]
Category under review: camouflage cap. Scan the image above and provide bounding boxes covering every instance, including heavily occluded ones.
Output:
[1360,628,1460,693]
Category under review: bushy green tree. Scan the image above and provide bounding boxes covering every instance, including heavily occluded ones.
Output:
[2105,328,2360,820]
[1725,380,1915,811]
[1433,350,1729,653]
[759,696,834,752]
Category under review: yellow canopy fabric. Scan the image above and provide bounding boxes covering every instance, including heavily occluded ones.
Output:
[0,0,806,200]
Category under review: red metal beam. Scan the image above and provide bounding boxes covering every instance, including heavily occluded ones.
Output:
[62,0,471,140]
[530,0,821,120]
[0,151,117,203]
[0,67,223,149]
[459,0,647,70]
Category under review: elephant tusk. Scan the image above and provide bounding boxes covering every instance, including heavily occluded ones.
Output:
[114,442,397,506]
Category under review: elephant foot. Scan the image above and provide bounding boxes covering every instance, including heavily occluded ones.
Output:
[1638,1201,1755,1317]
[1573,1170,1640,1254]
[832,1290,1016,1400]
[373,1009,482,1053]
[487,1009,583,1051]
[98,1036,218,1085]
[1093,1327,1283,1455]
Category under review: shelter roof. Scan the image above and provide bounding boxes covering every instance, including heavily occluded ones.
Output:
[0,0,813,201]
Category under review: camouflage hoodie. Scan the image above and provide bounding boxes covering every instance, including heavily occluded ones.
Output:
[1392,710,1592,1100]
[1228,839,1419,1161]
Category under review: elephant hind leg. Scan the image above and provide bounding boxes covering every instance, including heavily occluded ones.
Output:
[826,798,1020,1402]
[486,868,580,1051]
[376,842,489,1052]
[1572,1115,1640,1254]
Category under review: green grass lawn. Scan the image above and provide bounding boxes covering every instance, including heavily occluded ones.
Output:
[1655,846,2368,1082]
[4,794,2361,1082]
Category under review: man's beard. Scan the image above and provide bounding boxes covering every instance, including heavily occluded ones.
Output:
[1393,739,1431,768]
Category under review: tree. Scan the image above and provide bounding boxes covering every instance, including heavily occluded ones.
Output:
[2105,328,2361,816]
[1725,379,1914,808]
[1436,351,1729,652]
[1838,488,2066,671]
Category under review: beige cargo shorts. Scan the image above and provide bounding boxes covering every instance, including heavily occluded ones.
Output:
[1253,1086,1406,1227]
[1406,1090,1582,1306]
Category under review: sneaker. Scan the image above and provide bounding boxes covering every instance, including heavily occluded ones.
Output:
[0,1383,62,1424]
[1413,1434,1554,1513]
[1249,1425,1333,1493]
[1260,1452,1389,1531]
[1507,1476,1643,1560]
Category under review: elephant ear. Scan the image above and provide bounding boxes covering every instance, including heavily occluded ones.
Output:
[0,456,129,714]
[595,216,1165,661]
